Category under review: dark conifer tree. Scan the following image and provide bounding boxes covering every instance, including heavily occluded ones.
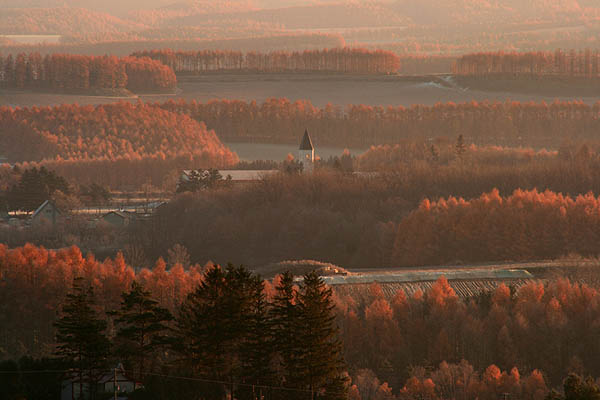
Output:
[270,271,301,389]
[175,265,255,399]
[296,271,348,400]
[237,275,276,400]
[54,277,111,400]
[111,281,173,382]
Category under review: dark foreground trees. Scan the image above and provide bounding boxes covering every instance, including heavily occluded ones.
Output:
[54,277,111,400]
[7,244,600,398]
[174,265,347,400]
[111,281,173,382]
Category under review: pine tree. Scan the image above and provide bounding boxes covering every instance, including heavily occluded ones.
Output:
[455,135,467,159]
[175,264,262,400]
[296,271,348,400]
[54,277,111,400]
[111,281,173,382]
[270,272,301,389]
[237,275,276,400]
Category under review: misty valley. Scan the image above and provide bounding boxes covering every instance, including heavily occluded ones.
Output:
[3,1,600,400]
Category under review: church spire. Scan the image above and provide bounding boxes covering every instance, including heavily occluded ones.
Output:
[299,129,314,151]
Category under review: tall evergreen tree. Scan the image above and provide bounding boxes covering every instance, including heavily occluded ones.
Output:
[175,264,260,400]
[238,275,276,400]
[8,167,71,212]
[296,271,348,400]
[270,272,301,389]
[111,281,173,382]
[54,277,111,400]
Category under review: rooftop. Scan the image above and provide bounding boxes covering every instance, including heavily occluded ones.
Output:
[299,129,314,151]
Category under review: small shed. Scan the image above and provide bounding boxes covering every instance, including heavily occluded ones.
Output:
[61,364,140,400]
[31,200,62,227]
[101,211,131,227]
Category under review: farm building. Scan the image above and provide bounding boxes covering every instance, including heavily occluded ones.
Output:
[100,211,132,227]
[31,200,62,227]
[61,363,140,400]
[179,169,278,187]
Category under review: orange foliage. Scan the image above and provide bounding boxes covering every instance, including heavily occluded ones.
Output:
[156,98,600,149]
[0,243,203,360]
[393,189,600,266]
[0,244,597,391]
[455,49,600,78]
[133,48,400,75]
[0,102,237,165]
[0,53,176,91]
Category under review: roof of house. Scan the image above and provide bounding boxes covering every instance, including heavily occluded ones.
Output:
[299,129,314,151]
[220,170,278,181]
[102,211,129,220]
[32,200,60,219]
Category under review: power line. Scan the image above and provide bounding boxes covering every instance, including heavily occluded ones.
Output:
[0,369,347,396]
[0,369,67,374]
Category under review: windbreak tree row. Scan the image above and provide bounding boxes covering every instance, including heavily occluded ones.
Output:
[132,48,400,74]
[157,98,600,148]
[0,52,177,91]
[454,48,600,78]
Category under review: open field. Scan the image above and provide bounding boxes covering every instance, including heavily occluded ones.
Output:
[334,259,600,301]
[2,74,600,110]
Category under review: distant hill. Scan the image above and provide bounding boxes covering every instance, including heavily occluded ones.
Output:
[392,0,585,25]
[0,8,146,36]
[167,3,408,29]
[0,34,345,56]
[0,102,237,165]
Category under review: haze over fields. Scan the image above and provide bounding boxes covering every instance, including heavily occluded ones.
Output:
[3,0,600,53]
[6,3,600,400]
[3,75,600,109]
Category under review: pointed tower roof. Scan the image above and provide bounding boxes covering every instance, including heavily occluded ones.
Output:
[299,129,314,150]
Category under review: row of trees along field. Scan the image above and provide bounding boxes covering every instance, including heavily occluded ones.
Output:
[4,244,600,397]
[0,102,237,166]
[7,98,600,159]
[132,48,400,74]
[454,48,600,77]
[156,98,600,148]
[0,53,177,91]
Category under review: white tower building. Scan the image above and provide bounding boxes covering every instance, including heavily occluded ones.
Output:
[299,129,315,172]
